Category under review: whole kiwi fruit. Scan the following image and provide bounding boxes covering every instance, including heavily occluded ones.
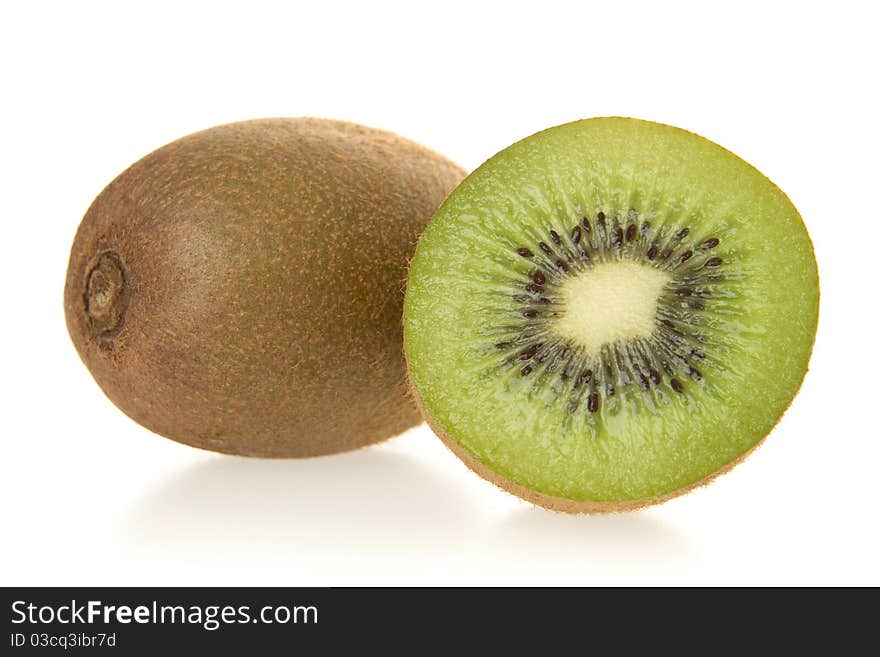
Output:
[404,117,818,512]
[65,118,465,457]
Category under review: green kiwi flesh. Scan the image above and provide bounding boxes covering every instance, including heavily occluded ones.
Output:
[65,118,465,457]
[404,117,818,511]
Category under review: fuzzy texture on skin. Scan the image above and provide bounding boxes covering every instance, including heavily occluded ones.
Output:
[65,118,466,457]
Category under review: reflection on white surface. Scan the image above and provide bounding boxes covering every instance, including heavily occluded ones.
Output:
[116,443,702,585]
[118,448,482,553]
[488,508,704,584]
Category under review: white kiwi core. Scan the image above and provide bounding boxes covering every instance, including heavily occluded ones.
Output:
[553,261,671,355]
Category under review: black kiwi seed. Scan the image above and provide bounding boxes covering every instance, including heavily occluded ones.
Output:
[521,365,534,376]
[647,244,658,260]
[582,216,592,232]
[526,283,544,294]
[517,247,534,258]
[676,287,692,297]
[705,256,723,267]
[587,393,600,413]
[539,242,553,255]
[550,230,561,244]
[678,249,693,263]
[571,226,582,243]
[556,260,570,272]
[676,228,690,240]
[523,310,538,318]
[574,369,592,389]
[649,368,662,385]
[626,224,638,242]
[519,344,539,360]
[533,271,546,285]
[700,238,719,249]
[597,212,606,228]
[670,379,685,393]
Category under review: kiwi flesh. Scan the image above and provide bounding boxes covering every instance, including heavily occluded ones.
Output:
[404,117,818,512]
[65,118,465,457]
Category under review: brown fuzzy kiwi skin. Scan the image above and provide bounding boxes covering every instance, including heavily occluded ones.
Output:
[65,118,466,457]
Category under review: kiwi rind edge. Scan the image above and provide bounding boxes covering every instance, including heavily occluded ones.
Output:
[407,361,813,512]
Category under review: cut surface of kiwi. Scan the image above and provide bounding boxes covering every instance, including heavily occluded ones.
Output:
[66,118,465,457]
[404,117,818,512]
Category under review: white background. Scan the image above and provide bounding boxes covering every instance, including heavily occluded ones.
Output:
[2,1,878,586]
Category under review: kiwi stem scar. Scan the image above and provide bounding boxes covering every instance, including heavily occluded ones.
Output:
[84,251,127,336]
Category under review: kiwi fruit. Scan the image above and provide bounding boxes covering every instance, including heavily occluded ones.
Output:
[404,117,818,512]
[65,118,465,457]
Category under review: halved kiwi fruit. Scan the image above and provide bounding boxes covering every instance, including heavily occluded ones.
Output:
[66,118,465,457]
[404,117,818,512]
